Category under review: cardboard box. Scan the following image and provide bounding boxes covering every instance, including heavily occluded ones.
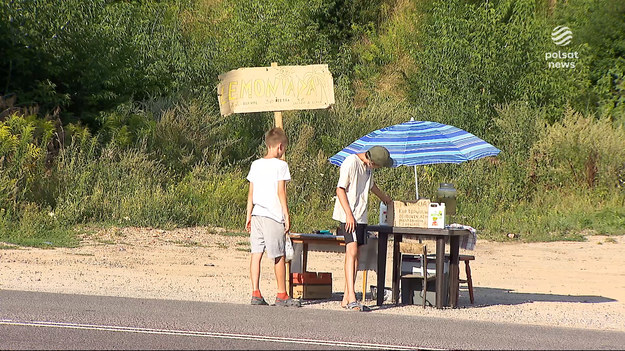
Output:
[291,272,332,285]
[387,199,431,228]
[292,284,332,299]
[401,272,449,306]
[428,203,445,228]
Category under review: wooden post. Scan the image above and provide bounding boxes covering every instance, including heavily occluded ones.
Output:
[362,270,368,303]
[271,62,289,292]
[271,62,283,130]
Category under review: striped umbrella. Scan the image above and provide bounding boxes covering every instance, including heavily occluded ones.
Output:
[329,120,500,199]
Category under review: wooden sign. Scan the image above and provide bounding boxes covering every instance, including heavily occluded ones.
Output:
[217,64,335,116]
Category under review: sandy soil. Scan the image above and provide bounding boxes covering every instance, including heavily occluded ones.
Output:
[1,226,624,332]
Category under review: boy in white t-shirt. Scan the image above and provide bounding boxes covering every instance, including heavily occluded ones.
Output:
[245,127,301,307]
[333,146,393,311]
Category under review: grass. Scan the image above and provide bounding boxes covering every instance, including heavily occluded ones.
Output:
[95,239,116,245]
[0,228,80,248]
[220,231,249,237]
[470,190,625,242]
[171,240,204,247]
[1,183,622,249]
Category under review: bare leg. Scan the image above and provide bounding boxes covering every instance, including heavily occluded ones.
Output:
[342,242,358,305]
[353,246,359,296]
[250,252,263,292]
[354,247,359,284]
[342,266,349,307]
[274,255,287,294]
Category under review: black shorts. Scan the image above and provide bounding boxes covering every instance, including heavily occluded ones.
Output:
[338,223,368,246]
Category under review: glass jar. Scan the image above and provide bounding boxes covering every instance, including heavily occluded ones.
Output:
[436,183,457,215]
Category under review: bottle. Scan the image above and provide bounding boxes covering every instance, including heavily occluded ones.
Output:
[379,202,389,225]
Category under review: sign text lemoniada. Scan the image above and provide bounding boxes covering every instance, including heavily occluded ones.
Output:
[217,64,335,116]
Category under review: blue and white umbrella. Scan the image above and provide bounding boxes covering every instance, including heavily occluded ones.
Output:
[329,120,500,198]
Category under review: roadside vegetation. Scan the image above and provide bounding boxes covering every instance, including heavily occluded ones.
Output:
[1,0,624,246]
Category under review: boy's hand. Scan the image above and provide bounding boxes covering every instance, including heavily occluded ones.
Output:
[245,217,252,233]
[383,195,393,206]
[284,214,290,234]
[345,213,356,233]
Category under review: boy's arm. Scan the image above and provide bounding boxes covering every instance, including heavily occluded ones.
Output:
[277,180,290,234]
[371,183,392,205]
[336,187,356,233]
[246,183,254,233]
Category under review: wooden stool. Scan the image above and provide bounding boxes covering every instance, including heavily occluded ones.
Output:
[459,254,475,304]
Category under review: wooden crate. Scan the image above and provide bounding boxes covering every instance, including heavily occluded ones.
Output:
[387,199,430,228]
[291,272,332,285]
[292,284,332,299]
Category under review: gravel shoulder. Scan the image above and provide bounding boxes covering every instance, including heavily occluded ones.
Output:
[1,226,624,332]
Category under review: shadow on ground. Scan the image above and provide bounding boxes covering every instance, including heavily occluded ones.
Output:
[298,288,616,310]
[457,287,616,308]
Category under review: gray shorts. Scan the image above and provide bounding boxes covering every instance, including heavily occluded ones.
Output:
[250,216,285,259]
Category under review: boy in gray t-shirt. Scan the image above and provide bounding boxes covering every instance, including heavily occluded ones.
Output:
[333,146,393,311]
[246,127,301,307]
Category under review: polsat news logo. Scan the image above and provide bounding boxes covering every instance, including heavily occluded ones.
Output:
[545,26,578,69]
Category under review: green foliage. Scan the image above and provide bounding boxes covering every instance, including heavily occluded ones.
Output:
[594,58,625,125]
[174,167,248,228]
[472,188,625,242]
[0,114,53,211]
[530,109,625,190]
[406,0,588,137]
[202,0,335,73]
[0,202,78,247]
[552,0,625,123]
[49,137,248,229]
[149,100,234,173]
[459,106,625,241]
[0,0,212,125]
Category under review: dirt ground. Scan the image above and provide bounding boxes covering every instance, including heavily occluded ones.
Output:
[1,226,624,332]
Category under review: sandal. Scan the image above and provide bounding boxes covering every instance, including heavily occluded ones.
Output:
[251,296,269,305]
[345,301,370,312]
[275,296,302,307]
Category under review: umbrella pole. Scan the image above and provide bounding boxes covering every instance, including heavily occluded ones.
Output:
[414,165,419,200]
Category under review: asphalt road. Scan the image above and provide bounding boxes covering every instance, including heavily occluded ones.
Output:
[1,290,624,350]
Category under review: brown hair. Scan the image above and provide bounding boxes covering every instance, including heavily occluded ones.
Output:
[264,127,288,147]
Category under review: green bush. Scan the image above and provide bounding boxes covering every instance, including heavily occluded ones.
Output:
[530,109,625,190]
[553,0,625,122]
[0,114,53,211]
[149,100,234,174]
[0,0,212,124]
[405,0,588,138]
[175,167,248,228]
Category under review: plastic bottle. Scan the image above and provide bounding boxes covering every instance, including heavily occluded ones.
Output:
[379,202,388,225]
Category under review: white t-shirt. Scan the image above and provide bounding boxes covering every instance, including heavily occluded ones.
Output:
[332,154,374,224]
[247,158,291,223]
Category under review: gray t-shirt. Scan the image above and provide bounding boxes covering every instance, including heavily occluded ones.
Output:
[332,154,374,224]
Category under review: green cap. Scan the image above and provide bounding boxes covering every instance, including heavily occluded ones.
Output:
[367,146,394,168]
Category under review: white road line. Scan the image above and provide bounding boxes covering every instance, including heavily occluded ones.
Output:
[1,319,441,350]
